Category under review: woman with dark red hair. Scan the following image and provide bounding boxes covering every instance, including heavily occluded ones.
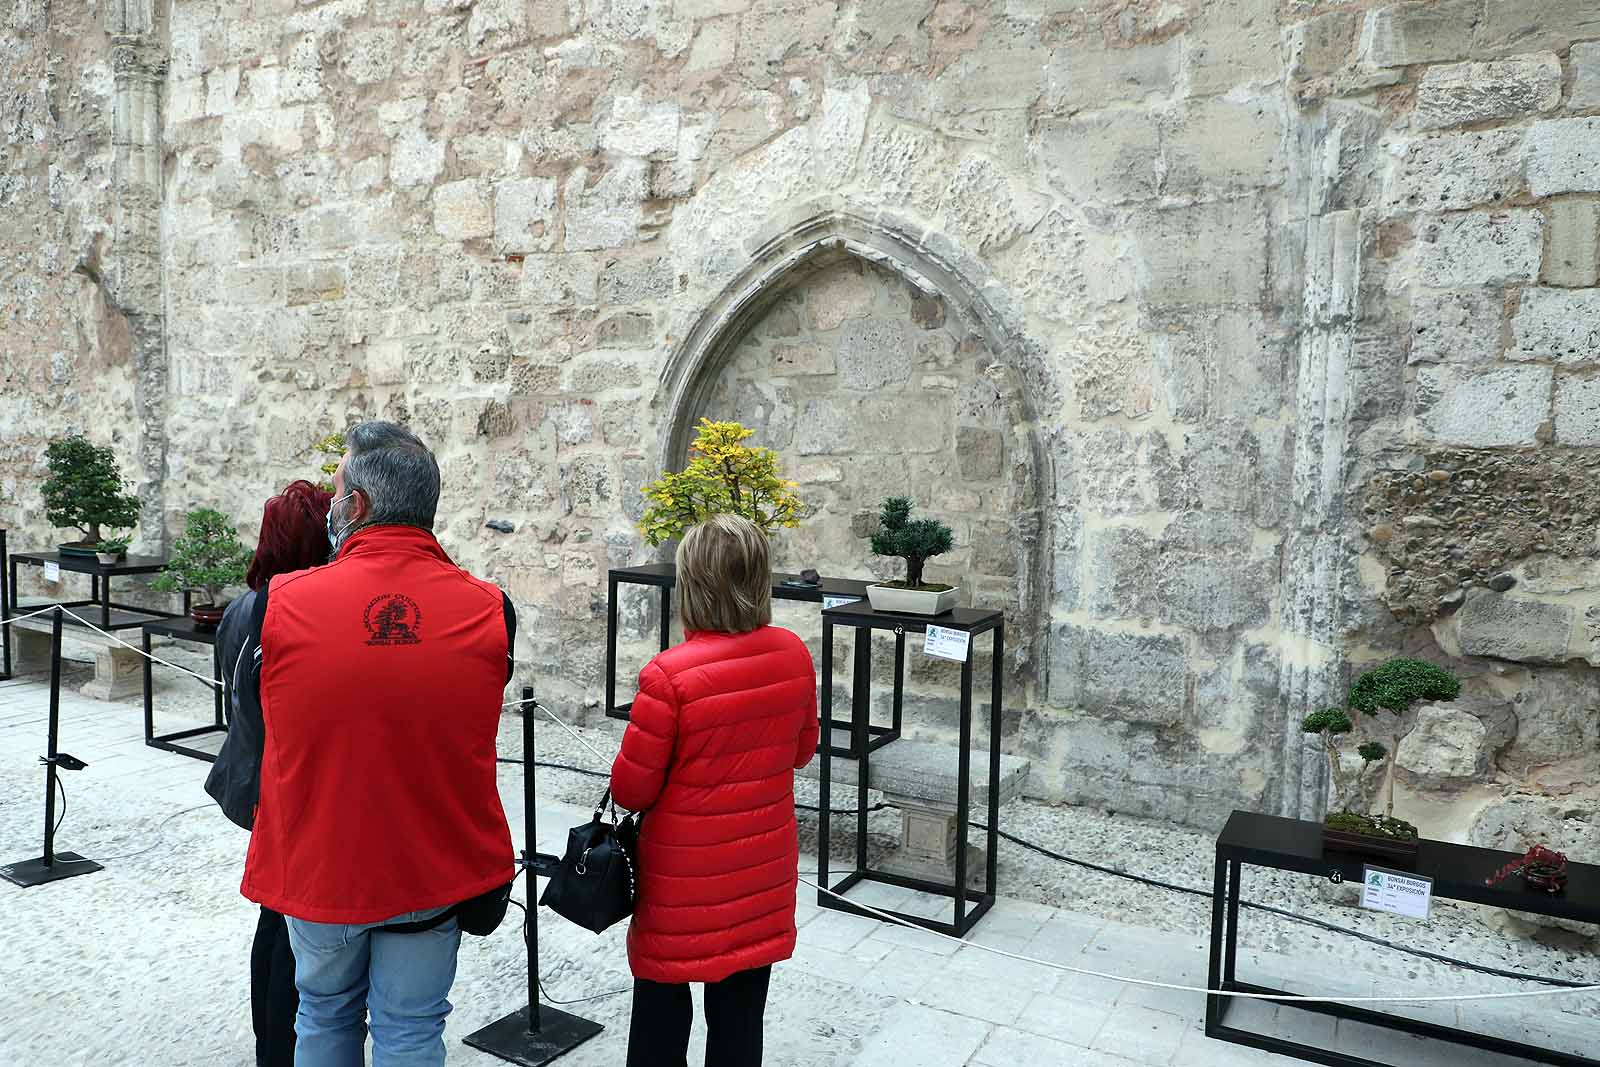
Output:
[206,479,332,1067]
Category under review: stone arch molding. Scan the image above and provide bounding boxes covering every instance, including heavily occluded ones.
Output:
[654,198,1059,683]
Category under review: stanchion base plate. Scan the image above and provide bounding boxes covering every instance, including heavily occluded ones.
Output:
[1,852,104,888]
[463,1005,604,1067]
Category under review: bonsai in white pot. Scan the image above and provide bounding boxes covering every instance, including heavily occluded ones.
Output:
[865,496,959,615]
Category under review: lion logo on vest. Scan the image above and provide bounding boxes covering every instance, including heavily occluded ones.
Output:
[364,594,422,646]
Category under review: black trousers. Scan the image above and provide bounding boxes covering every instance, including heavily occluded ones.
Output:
[626,965,772,1067]
[250,905,299,1067]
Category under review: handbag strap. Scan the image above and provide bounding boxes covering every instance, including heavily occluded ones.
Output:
[593,787,614,822]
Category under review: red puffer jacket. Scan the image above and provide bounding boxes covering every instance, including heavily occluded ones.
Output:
[610,625,818,984]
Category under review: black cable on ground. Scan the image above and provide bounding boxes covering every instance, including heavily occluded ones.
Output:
[515,753,1588,989]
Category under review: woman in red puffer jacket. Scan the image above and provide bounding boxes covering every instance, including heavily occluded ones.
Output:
[610,513,819,1067]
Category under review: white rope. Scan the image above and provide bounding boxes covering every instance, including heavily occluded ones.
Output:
[55,607,220,686]
[528,699,1600,1006]
[0,604,66,628]
[533,701,615,768]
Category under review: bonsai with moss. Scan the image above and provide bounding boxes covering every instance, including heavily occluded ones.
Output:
[1303,657,1461,845]
[95,530,133,562]
[153,508,252,617]
[313,431,346,493]
[639,418,802,546]
[41,435,140,553]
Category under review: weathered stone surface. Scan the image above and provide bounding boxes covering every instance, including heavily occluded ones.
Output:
[1289,10,1359,79]
[1186,0,1279,94]
[1509,288,1600,365]
[1381,129,1524,216]
[836,317,910,390]
[770,342,834,377]
[859,121,948,215]
[1408,290,1503,364]
[1413,210,1543,287]
[1501,671,1600,775]
[563,160,647,250]
[1395,704,1485,787]
[1526,118,1600,196]
[941,153,1031,255]
[432,179,493,240]
[1036,110,1162,204]
[599,96,680,159]
[1545,199,1600,288]
[1457,589,1575,664]
[1554,375,1600,445]
[1572,42,1600,110]
[1415,365,1552,446]
[1162,97,1285,197]
[1132,198,1267,306]
[1044,39,1177,112]
[1048,623,1188,724]
[342,28,396,85]
[1472,1,1600,58]
[956,426,1003,482]
[1366,0,1480,68]
[493,177,557,254]
[1413,53,1560,130]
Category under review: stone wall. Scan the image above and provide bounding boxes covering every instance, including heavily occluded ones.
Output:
[3,0,1600,846]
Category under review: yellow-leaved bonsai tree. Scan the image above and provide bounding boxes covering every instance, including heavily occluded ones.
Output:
[639,419,802,546]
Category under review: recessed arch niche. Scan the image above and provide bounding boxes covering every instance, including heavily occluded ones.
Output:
[654,204,1056,697]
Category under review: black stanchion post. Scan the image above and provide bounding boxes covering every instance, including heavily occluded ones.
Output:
[2,607,102,888]
[1,526,11,680]
[464,686,603,1066]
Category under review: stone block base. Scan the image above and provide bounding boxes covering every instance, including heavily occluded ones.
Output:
[12,614,144,702]
[874,797,989,891]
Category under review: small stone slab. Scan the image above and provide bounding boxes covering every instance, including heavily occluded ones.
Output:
[799,739,1030,809]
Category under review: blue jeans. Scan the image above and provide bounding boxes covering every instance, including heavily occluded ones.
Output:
[285,907,461,1067]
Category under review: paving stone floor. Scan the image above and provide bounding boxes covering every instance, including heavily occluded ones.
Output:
[1,654,1594,1066]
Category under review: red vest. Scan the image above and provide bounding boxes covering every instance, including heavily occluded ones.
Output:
[241,525,514,924]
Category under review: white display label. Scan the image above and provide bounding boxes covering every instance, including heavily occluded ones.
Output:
[924,624,971,663]
[1360,865,1432,920]
[822,595,860,611]
[43,561,61,583]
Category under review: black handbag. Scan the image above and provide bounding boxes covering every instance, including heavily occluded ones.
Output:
[539,788,640,934]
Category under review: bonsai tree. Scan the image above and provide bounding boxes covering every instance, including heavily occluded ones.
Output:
[868,497,954,589]
[313,431,346,493]
[1349,657,1461,817]
[1301,707,1387,813]
[95,529,134,557]
[41,435,140,546]
[639,418,802,546]
[152,508,252,609]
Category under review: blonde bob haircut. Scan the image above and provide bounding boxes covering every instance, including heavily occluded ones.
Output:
[675,514,772,634]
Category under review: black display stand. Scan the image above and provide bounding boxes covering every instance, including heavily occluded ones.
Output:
[0,607,102,888]
[464,687,602,1066]
[605,563,897,758]
[1207,811,1600,1067]
[142,617,227,762]
[816,599,1004,938]
[9,550,186,633]
[1,528,11,680]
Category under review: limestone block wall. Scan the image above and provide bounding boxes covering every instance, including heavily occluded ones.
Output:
[1300,3,1600,857]
[3,0,1599,842]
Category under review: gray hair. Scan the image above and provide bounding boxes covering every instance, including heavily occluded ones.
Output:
[343,421,440,532]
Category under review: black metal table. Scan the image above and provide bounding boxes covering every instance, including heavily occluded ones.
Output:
[8,550,185,633]
[605,563,898,758]
[142,616,226,762]
[816,599,1004,938]
[1208,811,1600,1067]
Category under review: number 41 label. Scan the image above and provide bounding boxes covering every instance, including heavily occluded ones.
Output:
[924,625,970,662]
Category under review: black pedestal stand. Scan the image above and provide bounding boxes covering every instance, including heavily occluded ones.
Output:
[1,527,12,680]
[1,607,102,888]
[464,687,603,1066]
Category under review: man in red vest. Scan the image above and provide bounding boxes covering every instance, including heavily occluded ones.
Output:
[235,421,515,1066]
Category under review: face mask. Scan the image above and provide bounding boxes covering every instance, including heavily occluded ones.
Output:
[326,491,356,551]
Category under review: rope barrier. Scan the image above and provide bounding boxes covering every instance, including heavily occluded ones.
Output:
[8,611,1597,1005]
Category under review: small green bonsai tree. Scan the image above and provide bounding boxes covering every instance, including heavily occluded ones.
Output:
[1301,707,1387,814]
[95,529,133,557]
[41,435,140,547]
[868,497,954,589]
[1349,657,1461,818]
[639,419,802,546]
[152,508,252,609]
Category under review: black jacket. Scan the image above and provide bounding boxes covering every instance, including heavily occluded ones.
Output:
[204,582,519,831]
